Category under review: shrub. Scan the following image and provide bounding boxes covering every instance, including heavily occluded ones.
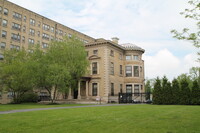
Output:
[19,92,39,103]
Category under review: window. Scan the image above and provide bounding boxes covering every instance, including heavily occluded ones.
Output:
[0,91,2,98]
[0,54,4,60]
[134,66,139,77]
[28,38,34,44]
[126,66,132,77]
[126,55,131,60]
[92,83,98,96]
[11,33,21,42]
[50,36,54,41]
[141,85,143,91]
[86,51,89,57]
[92,62,97,74]
[51,27,54,33]
[38,22,41,27]
[10,44,20,50]
[1,30,7,38]
[22,36,25,43]
[120,65,123,75]
[29,29,35,36]
[59,30,63,36]
[12,23,21,31]
[110,62,114,75]
[133,55,139,60]
[2,19,8,27]
[23,26,26,32]
[120,84,123,93]
[119,53,123,60]
[39,92,49,96]
[7,92,14,98]
[3,8,8,15]
[93,50,98,55]
[110,50,114,56]
[38,31,40,37]
[84,40,88,43]
[30,18,35,26]
[68,33,72,38]
[13,12,22,20]
[28,49,34,53]
[134,85,140,96]
[42,33,50,40]
[43,24,50,31]
[0,42,6,49]
[0,6,2,13]
[42,42,48,48]
[24,16,26,22]
[126,85,132,93]
[111,83,114,96]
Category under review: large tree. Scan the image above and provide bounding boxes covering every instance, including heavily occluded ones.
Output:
[0,49,36,103]
[171,0,200,61]
[33,36,88,103]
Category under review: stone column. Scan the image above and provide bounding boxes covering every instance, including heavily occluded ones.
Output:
[68,88,72,99]
[86,81,89,99]
[78,80,81,99]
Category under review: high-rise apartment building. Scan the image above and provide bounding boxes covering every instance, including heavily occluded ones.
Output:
[0,0,95,59]
[0,0,145,104]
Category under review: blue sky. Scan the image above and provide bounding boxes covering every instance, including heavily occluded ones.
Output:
[9,0,199,80]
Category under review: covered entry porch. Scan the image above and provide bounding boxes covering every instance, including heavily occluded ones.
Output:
[68,77,91,100]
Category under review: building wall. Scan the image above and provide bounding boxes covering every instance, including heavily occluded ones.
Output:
[0,0,95,55]
[85,42,145,103]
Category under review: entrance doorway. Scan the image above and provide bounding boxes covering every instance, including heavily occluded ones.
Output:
[74,90,78,99]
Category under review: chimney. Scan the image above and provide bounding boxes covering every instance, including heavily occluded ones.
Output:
[111,37,119,44]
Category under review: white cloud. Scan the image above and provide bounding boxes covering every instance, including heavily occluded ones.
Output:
[8,0,199,79]
[144,49,199,80]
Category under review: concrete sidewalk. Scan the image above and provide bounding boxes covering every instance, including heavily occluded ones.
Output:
[0,104,135,114]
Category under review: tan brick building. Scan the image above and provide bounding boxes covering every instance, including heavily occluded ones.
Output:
[0,0,145,104]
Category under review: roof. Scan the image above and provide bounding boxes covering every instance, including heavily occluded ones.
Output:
[120,43,145,52]
[85,39,145,53]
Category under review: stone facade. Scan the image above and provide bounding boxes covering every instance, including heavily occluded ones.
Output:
[0,0,145,104]
[70,39,145,103]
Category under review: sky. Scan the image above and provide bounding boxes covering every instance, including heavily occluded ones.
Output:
[9,0,199,80]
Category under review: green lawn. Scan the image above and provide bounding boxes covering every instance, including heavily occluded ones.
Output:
[0,103,91,111]
[0,105,200,133]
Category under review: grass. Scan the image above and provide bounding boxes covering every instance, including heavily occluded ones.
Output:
[0,103,91,111]
[0,105,200,133]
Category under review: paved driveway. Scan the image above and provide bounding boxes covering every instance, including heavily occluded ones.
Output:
[0,104,136,114]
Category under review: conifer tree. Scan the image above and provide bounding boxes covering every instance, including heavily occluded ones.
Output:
[191,80,200,105]
[153,77,162,104]
[172,78,180,104]
[180,79,191,105]
[145,80,152,100]
[162,76,173,104]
